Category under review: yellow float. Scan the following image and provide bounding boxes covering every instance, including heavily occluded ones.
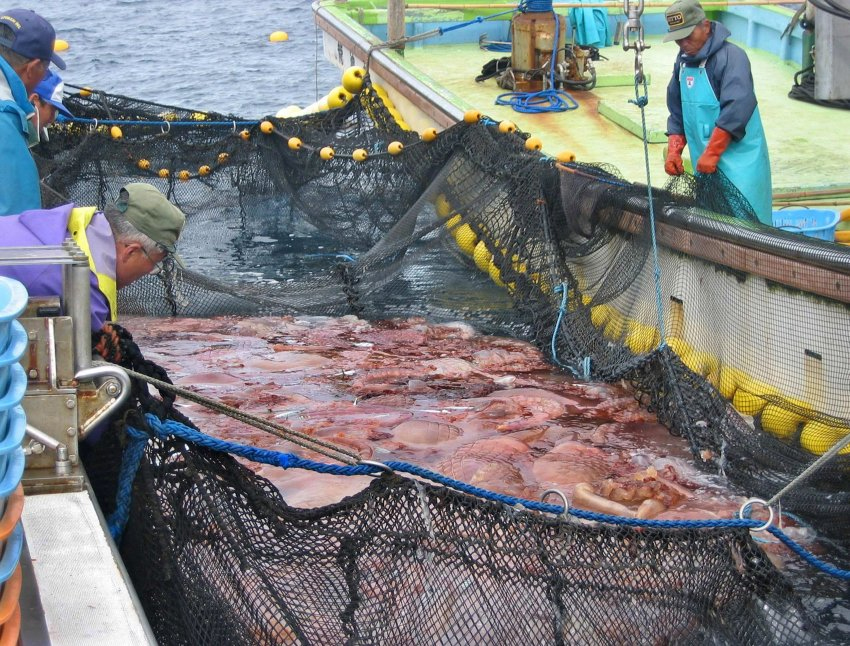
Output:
[341,66,366,94]
[473,240,492,272]
[434,194,452,218]
[525,137,543,151]
[454,223,478,257]
[498,120,516,134]
[463,109,481,124]
[800,420,850,455]
[760,403,806,439]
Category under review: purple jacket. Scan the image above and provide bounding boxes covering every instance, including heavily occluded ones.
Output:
[0,204,116,332]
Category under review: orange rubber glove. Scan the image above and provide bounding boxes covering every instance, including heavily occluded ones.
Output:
[664,134,687,176]
[696,127,732,174]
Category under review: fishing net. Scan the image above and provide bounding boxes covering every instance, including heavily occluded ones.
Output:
[34,76,850,643]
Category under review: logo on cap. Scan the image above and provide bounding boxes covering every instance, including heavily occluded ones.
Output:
[667,11,685,28]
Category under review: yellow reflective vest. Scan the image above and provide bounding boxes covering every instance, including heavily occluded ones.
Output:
[66,206,118,321]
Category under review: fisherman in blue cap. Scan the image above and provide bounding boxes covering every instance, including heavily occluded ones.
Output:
[663,0,772,224]
[0,8,66,216]
[29,68,72,138]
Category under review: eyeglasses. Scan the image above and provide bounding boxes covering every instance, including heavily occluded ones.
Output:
[140,246,167,275]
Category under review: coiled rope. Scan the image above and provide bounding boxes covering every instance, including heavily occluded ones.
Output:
[495,2,578,114]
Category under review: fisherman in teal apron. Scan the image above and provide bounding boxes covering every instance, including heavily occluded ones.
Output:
[662,0,772,224]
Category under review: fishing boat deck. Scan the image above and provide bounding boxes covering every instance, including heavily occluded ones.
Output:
[402,35,850,195]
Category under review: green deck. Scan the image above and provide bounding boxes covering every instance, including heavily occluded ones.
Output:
[402,36,850,195]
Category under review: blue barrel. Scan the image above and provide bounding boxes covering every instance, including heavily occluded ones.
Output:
[0,276,28,626]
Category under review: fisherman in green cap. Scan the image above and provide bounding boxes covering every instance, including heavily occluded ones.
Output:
[663,0,772,224]
[0,182,186,331]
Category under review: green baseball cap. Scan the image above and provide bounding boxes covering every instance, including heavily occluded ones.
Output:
[663,0,706,42]
[116,183,186,267]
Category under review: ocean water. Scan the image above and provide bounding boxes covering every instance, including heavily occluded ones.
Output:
[33,0,341,117]
[33,0,514,327]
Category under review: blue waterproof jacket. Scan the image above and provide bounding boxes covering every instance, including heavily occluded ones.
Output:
[665,22,772,223]
[0,57,41,216]
[666,22,757,141]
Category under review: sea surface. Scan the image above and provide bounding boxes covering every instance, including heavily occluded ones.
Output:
[34,0,515,325]
[33,0,341,117]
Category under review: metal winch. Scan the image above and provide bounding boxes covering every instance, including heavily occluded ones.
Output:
[0,242,130,493]
[491,11,597,92]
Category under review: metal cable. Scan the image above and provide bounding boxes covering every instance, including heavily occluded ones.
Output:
[122,367,361,464]
[766,432,850,506]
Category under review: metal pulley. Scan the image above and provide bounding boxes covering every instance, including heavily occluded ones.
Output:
[622,0,649,84]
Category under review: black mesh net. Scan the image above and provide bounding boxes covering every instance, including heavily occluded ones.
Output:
[101,434,816,646]
[38,77,850,644]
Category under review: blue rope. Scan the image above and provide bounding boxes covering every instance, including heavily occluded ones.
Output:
[494,9,579,114]
[106,425,151,542]
[767,525,850,579]
[439,7,519,34]
[519,0,555,11]
[132,413,850,578]
[631,75,667,349]
[68,117,260,128]
[495,89,578,114]
[551,283,591,379]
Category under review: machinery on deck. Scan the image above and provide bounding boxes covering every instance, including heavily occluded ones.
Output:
[491,11,597,92]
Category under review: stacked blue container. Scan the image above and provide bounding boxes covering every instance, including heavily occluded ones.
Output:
[0,277,29,639]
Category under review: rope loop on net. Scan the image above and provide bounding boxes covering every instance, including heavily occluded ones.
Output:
[541,488,570,519]
[738,497,775,532]
[551,283,591,379]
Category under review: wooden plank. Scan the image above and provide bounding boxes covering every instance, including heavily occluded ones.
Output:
[594,73,652,88]
[615,209,850,303]
[597,100,667,143]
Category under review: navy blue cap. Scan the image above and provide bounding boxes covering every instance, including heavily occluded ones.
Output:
[0,8,66,70]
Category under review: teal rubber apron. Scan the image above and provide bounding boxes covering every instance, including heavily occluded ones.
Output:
[679,61,772,224]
